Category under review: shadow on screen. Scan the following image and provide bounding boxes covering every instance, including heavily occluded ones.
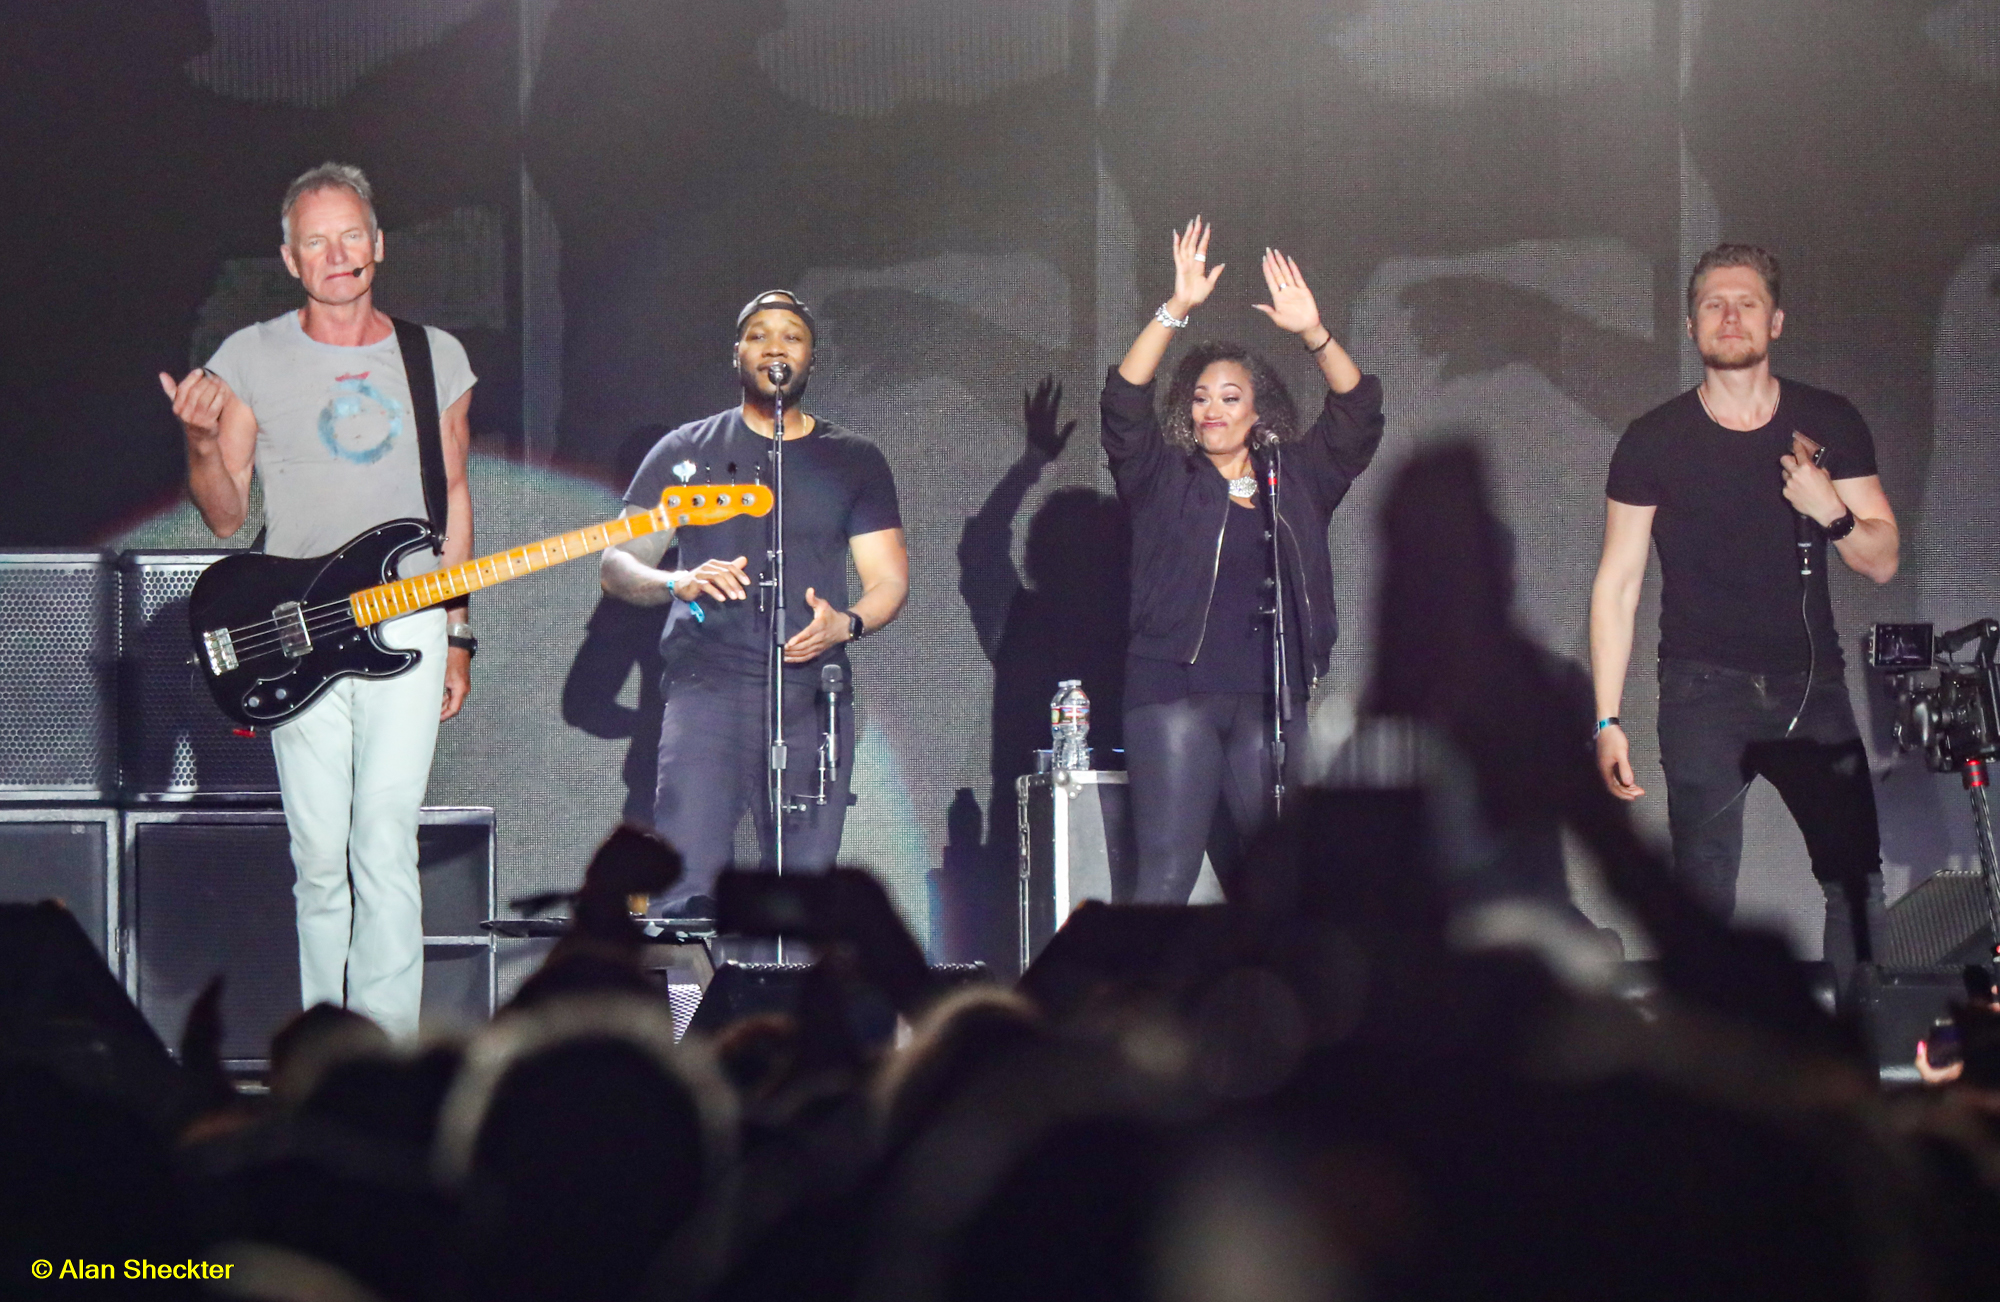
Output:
[938,379,1129,970]
[561,425,677,827]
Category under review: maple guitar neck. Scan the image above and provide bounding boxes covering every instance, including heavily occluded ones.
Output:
[343,485,767,628]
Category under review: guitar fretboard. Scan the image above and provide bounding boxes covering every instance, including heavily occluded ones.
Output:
[346,510,666,627]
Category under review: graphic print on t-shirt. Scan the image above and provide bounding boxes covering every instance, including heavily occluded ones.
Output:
[317,371,406,465]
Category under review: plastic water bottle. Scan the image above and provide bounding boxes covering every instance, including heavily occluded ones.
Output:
[1051,679,1091,771]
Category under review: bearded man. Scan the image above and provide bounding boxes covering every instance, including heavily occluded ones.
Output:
[1588,244,1900,983]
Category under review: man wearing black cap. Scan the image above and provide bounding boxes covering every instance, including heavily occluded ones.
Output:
[601,291,908,914]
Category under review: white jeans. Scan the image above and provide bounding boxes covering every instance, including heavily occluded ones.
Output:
[268,607,445,1039]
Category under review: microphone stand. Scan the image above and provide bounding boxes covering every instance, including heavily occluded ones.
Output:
[765,363,793,899]
[1264,442,1290,819]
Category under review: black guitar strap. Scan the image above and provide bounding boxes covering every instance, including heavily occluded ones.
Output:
[391,317,449,553]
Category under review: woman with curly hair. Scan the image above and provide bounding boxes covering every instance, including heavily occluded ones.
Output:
[1101,217,1384,903]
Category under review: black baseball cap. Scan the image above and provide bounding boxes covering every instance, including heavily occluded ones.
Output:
[735,289,816,340]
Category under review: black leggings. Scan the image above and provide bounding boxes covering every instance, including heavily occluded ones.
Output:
[1125,693,1295,904]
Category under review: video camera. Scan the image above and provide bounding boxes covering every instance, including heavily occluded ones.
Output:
[1868,619,2000,774]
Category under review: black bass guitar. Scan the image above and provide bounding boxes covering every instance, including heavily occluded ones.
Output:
[188,484,771,727]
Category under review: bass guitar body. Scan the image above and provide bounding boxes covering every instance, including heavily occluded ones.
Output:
[189,520,438,728]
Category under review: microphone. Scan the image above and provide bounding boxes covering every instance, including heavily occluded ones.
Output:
[766,360,792,386]
[1791,437,1827,579]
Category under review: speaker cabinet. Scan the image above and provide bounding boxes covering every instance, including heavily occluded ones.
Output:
[118,551,281,801]
[123,807,496,1063]
[0,552,118,801]
[1017,770,1133,970]
[0,808,120,963]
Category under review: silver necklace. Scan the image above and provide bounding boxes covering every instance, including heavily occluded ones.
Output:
[1227,473,1257,498]
[1696,382,1776,429]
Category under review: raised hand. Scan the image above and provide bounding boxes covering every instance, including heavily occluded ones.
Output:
[784,586,850,663]
[1169,216,1225,314]
[1252,248,1323,336]
[1023,375,1076,464]
[159,368,234,444]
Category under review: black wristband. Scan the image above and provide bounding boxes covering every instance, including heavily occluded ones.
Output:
[1304,330,1333,355]
[447,635,478,657]
[846,610,866,641]
[1824,509,1858,541]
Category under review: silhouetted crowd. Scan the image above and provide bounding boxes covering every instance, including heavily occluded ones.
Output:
[8,447,2000,1301]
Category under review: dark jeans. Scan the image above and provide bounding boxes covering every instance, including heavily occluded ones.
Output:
[1656,658,1883,975]
[1125,693,1300,904]
[652,662,855,911]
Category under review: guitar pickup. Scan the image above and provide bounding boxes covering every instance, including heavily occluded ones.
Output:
[274,601,313,659]
[201,627,239,674]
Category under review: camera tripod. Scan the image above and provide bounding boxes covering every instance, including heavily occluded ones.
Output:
[1881,617,2000,967]
[1955,757,2000,966]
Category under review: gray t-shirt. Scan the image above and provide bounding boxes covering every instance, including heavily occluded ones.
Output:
[205,312,476,574]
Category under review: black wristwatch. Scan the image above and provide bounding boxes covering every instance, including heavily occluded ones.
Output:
[447,621,478,657]
[846,610,866,641]
[1824,509,1858,541]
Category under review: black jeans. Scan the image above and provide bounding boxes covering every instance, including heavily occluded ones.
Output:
[651,662,854,911]
[1125,693,1300,904]
[1655,658,1883,974]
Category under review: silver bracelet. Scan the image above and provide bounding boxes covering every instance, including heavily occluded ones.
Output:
[1154,303,1189,330]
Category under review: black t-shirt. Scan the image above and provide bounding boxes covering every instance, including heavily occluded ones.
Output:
[1606,378,1878,673]
[625,410,901,680]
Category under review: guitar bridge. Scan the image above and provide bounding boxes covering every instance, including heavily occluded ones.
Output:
[274,601,313,659]
[201,627,239,674]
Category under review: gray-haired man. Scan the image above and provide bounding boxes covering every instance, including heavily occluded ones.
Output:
[158,163,477,1037]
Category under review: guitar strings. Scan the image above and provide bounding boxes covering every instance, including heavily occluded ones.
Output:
[210,503,690,654]
[218,545,563,647]
[219,542,564,642]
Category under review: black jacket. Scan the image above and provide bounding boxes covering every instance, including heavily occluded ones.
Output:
[1100,367,1385,684]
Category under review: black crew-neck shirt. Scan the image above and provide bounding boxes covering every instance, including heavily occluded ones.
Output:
[1606,378,1877,674]
[625,410,901,680]
[1127,498,1307,707]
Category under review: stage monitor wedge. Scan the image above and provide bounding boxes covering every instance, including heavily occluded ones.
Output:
[1880,869,1994,967]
